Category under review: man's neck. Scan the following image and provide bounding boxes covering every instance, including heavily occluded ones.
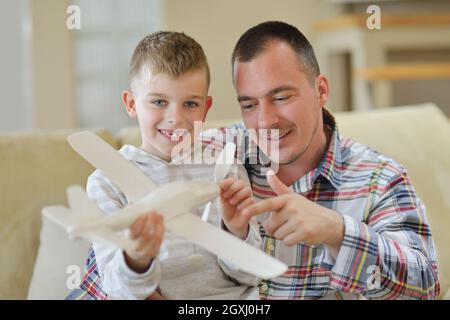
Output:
[275,124,331,187]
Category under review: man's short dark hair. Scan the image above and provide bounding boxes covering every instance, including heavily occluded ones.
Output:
[232,21,320,83]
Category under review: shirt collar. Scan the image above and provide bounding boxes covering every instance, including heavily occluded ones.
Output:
[120,138,206,166]
[314,120,343,191]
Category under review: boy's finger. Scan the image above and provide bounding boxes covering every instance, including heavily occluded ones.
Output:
[219,177,236,191]
[236,197,256,211]
[155,216,165,238]
[143,214,156,238]
[222,179,246,199]
[130,214,148,239]
[139,211,160,244]
[229,187,252,205]
[144,231,163,257]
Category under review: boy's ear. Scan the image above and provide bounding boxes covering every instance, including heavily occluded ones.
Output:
[122,90,137,117]
[202,96,213,122]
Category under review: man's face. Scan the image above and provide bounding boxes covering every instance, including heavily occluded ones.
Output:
[125,69,212,161]
[233,41,328,165]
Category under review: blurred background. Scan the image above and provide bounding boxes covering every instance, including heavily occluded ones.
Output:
[2,0,450,300]
[1,0,450,134]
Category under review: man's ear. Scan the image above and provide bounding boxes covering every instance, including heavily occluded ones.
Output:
[316,75,329,108]
[202,96,213,122]
[122,90,137,118]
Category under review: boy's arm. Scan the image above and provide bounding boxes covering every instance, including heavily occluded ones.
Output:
[86,171,162,300]
[216,164,262,287]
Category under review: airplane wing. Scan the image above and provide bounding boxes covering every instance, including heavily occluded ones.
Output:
[67,131,157,203]
[165,213,288,279]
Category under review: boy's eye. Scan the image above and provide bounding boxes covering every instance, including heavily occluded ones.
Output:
[185,101,199,108]
[152,99,167,107]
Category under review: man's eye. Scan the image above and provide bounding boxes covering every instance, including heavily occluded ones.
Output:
[185,101,199,108]
[241,104,255,110]
[274,96,289,102]
[152,99,167,107]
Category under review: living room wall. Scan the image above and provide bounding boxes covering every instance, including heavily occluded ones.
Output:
[164,0,344,122]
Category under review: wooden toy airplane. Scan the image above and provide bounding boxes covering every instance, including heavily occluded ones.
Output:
[43,131,287,279]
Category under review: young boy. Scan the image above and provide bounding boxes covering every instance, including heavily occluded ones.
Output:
[68,31,261,300]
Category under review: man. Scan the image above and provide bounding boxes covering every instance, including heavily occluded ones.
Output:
[230,21,440,299]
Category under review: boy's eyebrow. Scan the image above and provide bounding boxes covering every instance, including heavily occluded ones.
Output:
[146,93,205,100]
[147,92,169,98]
[237,86,297,102]
[186,95,205,100]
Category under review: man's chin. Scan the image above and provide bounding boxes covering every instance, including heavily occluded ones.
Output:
[276,148,307,166]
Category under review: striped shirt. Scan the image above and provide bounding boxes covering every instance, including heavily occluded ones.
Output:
[204,111,440,300]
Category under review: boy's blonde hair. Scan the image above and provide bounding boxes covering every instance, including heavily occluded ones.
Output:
[129,31,210,90]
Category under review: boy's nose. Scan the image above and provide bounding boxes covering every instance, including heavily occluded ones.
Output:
[166,106,183,124]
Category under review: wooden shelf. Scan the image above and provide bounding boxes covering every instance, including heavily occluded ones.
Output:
[313,12,450,32]
[355,63,450,81]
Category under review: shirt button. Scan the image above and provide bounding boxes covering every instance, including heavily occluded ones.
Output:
[261,284,268,291]
[268,244,275,251]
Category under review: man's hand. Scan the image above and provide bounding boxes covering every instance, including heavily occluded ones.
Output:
[219,178,256,240]
[124,211,164,273]
[242,171,344,257]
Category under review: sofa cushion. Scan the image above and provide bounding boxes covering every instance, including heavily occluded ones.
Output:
[26,214,91,299]
[0,128,116,299]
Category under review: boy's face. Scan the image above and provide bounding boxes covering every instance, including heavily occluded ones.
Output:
[123,69,212,161]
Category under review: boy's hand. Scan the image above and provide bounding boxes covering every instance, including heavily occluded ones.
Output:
[124,211,164,273]
[219,178,255,240]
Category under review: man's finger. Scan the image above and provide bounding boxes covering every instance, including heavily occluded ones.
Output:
[267,170,292,195]
[242,195,289,218]
[272,220,296,240]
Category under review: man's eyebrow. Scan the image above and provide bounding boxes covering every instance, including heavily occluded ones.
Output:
[237,95,253,102]
[266,86,297,96]
[237,86,297,102]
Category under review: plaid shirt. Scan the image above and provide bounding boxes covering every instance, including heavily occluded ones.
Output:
[214,111,439,300]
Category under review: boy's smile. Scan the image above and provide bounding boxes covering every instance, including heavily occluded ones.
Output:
[123,69,212,161]
[157,128,186,142]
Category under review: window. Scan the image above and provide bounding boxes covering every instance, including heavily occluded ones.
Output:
[74,0,164,133]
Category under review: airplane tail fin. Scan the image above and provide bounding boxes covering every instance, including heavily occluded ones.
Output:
[43,185,103,238]
[42,206,74,235]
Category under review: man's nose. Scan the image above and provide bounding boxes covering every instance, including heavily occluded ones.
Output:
[257,102,279,129]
